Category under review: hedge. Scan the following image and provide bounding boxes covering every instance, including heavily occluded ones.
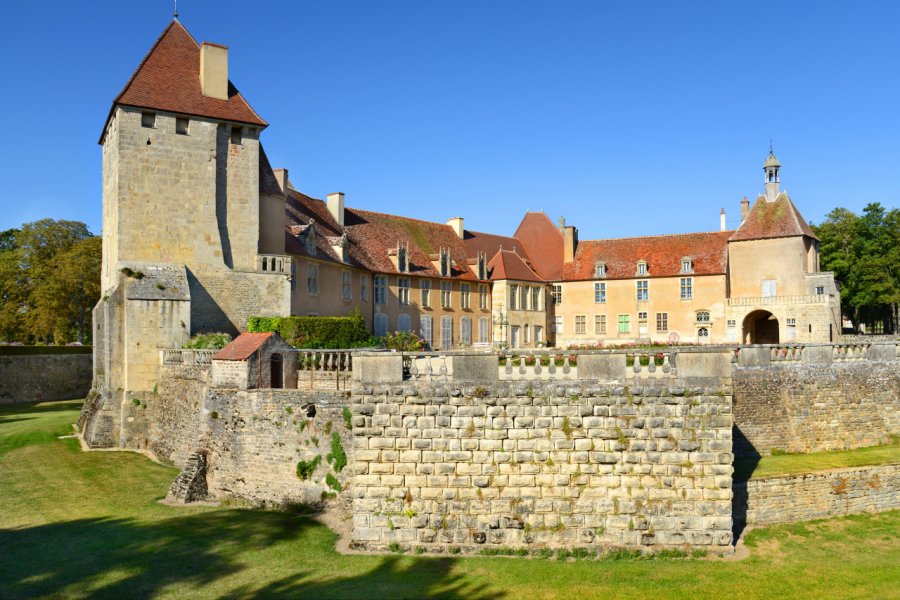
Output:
[247,309,372,349]
[0,345,93,356]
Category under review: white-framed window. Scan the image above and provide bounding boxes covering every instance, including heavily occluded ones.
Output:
[479,284,489,310]
[553,316,563,334]
[637,280,649,302]
[374,313,388,337]
[696,310,710,323]
[786,317,797,341]
[398,313,411,332]
[762,280,777,297]
[398,277,410,305]
[727,319,737,342]
[509,285,518,310]
[638,311,648,321]
[618,314,630,334]
[637,261,648,276]
[461,317,472,344]
[535,325,543,343]
[594,282,606,304]
[420,315,433,347]
[520,286,528,310]
[360,276,369,302]
[421,279,432,307]
[440,281,452,308]
[594,262,606,278]
[595,314,606,334]
[461,284,471,309]
[341,271,352,301]
[815,286,825,295]
[307,263,319,294]
[656,312,668,332]
[441,316,453,350]
[531,287,540,311]
[681,258,692,274]
[551,284,562,305]
[479,317,489,343]
[374,275,387,305]
[680,277,693,300]
[575,315,586,334]
[397,245,408,273]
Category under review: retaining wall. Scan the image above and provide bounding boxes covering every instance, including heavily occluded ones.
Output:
[0,353,92,404]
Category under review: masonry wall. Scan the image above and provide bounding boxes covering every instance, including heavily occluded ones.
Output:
[733,464,900,526]
[0,353,92,404]
[188,268,291,336]
[349,379,734,552]
[733,361,900,457]
[147,365,212,467]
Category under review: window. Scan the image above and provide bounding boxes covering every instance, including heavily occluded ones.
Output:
[762,280,776,297]
[374,275,387,305]
[461,317,472,344]
[637,280,649,302]
[477,253,487,280]
[681,258,692,274]
[815,286,825,295]
[594,262,606,278]
[479,284,489,310]
[440,281,452,308]
[305,228,316,256]
[553,316,563,334]
[360,276,369,302]
[441,316,453,350]
[520,286,527,310]
[509,285,518,310]
[727,319,737,342]
[786,317,797,342]
[307,263,319,294]
[290,261,297,291]
[594,282,606,304]
[618,314,631,334]
[535,325,543,343]
[398,277,410,305]
[374,313,388,337]
[420,315,433,347]
[551,284,562,305]
[697,327,709,341]
[141,112,156,128]
[421,280,432,307]
[595,315,606,334]
[656,313,668,332]
[479,317,489,343]
[680,277,693,300]
[461,284,471,309]
[696,311,710,323]
[637,261,648,276]
[440,250,450,277]
[638,311,648,321]
[524,324,530,343]
[398,313,411,332]
[575,315,586,334]
[397,245,408,273]
[342,271,352,301]
[176,117,189,135]
[230,125,242,145]
[531,287,540,311]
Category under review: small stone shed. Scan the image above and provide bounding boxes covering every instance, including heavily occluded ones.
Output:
[211,332,297,389]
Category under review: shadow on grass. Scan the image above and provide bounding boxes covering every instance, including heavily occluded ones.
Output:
[0,399,83,418]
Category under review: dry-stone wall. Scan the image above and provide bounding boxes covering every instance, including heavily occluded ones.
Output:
[734,463,900,526]
[349,380,734,553]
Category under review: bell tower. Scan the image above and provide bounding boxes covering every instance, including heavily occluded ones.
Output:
[764,147,781,202]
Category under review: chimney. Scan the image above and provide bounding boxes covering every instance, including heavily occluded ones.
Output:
[273,168,289,195]
[200,42,229,100]
[327,192,345,227]
[720,208,726,232]
[447,217,464,239]
[563,226,578,263]
[558,216,566,231]
[740,196,750,223]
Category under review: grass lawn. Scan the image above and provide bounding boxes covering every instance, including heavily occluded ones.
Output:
[735,437,900,481]
[0,400,898,599]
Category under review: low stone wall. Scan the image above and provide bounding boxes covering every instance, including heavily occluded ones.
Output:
[350,379,734,553]
[734,464,900,526]
[0,353,92,404]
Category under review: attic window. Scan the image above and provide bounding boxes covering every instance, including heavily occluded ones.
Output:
[305,226,316,256]
[594,262,606,278]
[230,125,242,145]
[681,258,693,274]
[141,112,156,128]
[440,250,450,277]
[477,253,487,280]
[637,261,648,276]
[176,117,189,135]
[397,245,408,273]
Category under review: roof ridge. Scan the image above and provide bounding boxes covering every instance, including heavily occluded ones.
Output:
[582,230,734,243]
[352,207,455,230]
[113,20,190,106]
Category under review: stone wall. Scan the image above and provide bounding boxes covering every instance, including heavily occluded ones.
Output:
[146,365,212,467]
[349,379,734,553]
[0,353,92,404]
[734,464,900,526]
[733,360,900,457]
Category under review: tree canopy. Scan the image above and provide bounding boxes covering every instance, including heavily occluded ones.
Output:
[0,219,101,344]
[813,203,900,333]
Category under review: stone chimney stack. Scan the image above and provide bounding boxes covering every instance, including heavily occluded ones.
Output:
[447,217,464,239]
[563,226,578,263]
[741,196,750,223]
[200,42,229,100]
[720,208,726,232]
[273,169,289,195]
[327,192,345,227]
[558,216,566,231]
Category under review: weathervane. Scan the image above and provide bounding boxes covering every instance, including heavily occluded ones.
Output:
[174,0,179,19]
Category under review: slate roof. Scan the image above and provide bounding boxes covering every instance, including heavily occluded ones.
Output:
[213,332,273,361]
[101,20,266,142]
[729,194,818,242]
[563,231,732,281]
[488,250,544,283]
[513,212,564,281]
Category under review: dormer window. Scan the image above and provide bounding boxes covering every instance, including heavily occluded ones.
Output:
[397,244,408,273]
[440,249,450,277]
[305,221,317,256]
[637,261,648,276]
[681,258,693,274]
[594,262,606,278]
[477,252,487,280]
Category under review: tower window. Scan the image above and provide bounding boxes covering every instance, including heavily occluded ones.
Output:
[141,112,156,128]
[230,126,243,145]
[176,117,189,135]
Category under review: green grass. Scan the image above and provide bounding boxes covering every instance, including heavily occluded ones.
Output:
[735,437,900,481]
[1,400,899,599]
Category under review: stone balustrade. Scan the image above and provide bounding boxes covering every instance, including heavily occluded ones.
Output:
[726,294,833,307]
[736,342,899,366]
[296,349,353,373]
[161,349,217,366]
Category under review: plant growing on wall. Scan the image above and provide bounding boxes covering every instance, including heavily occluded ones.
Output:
[295,455,321,480]
[326,431,347,472]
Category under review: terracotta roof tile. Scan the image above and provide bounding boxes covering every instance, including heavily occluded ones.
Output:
[101,20,266,142]
[488,250,544,283]
[729,194,818,242]
[513,212,564,280]
[284,191,364,267]
[464,230,529,261]
[563,231,732,281]
[213,332,273,361]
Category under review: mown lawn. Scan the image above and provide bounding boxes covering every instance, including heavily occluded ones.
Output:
[735,436,900,481]
[1,400,898,599]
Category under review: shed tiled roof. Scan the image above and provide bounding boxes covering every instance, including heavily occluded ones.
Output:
[488,250,544,283]
[213,332,273,361]
[101,20,266,142]
[513,212,564,280]
[729,194,817,242]
[563,231,732,281]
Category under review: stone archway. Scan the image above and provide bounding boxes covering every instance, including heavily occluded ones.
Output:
[742,310,779,344]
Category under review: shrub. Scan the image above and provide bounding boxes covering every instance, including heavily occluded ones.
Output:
[247,308,371,349]
[376,330,427,351]
[182,332,232,350]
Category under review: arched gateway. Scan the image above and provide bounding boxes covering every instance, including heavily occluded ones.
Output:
[742,310,779,344]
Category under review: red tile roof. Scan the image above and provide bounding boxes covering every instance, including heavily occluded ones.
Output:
[463,230,529,260]
[488,250,544,282]
[563,231,732,281]
[729,194,818,242]
[284,190,365,268]
[101,20,266,142]
[213,332,273,361]
[513,212,564,280]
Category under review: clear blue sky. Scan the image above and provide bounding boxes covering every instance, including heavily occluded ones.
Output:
[1,1,898,239]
